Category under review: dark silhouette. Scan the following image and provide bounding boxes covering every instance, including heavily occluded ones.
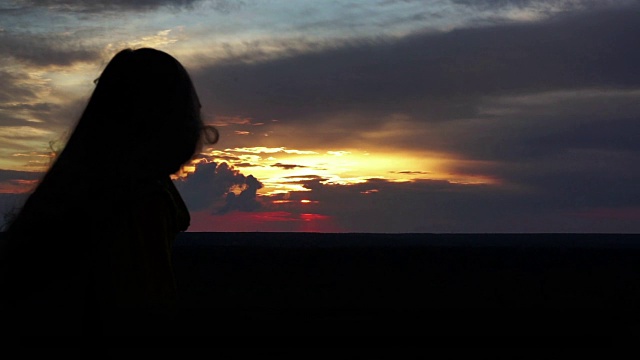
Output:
[0,48,217,336]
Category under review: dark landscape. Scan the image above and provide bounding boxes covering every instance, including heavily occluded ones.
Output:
[169,232,640,339]
[3,232,640,340]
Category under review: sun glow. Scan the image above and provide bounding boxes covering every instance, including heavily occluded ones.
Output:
[198,146,498,197]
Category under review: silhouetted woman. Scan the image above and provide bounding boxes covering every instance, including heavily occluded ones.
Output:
[1,48,217,336]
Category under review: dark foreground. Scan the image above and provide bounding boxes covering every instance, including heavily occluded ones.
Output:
[165,232,640,340]
[4,232,640,342]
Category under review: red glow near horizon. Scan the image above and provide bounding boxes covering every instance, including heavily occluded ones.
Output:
[300,213,329,221]
[0,179,38,194]
[188,210,341,232]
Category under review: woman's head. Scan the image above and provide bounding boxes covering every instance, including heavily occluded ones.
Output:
[58,48,217,178]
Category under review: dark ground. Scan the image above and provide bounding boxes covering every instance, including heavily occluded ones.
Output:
[167,232,640,341]
[3,232,640,344]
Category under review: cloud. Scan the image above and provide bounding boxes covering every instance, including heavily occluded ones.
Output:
[451,0,636,11]
[218,174,263,214]
[0,169,42,189]
[0,31,100,67]
[390,171,432,175]
[189,3,640,214]
[392,89,640,165]
[6,0,247,16]
[11,0,207,12]
[271,163,307,170]
[225,147,317,155]
[0,69,41,104]
[0,66,74,130]
[265,176,640,233]
[0,126,54,141]
[174,161,264,213]
[192,3,640,128]
[0,169,43,229]
[2,1,638,233]
[260,177,503,232]
[0,64,89,171]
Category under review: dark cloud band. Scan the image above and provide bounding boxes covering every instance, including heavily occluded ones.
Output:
[194,4,640,124]
[12,0,205,12]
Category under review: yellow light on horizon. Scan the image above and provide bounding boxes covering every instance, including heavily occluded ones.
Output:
[195,146,500,197]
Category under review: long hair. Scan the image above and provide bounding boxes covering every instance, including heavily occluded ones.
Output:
[6,47,218,231]
[55,48,216,180]
[0,48,217,335]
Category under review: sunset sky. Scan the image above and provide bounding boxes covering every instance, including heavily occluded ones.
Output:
[1,0,639,232]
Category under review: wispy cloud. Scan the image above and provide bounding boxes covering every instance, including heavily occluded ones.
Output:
[11,0,207,12]
[0,30,100,67]
[2,1,639,232]
[226,147,318,155]
[271,163,308,170]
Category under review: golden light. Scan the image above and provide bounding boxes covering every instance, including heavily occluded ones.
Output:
[272,200,293,204]
[198,146,499,197]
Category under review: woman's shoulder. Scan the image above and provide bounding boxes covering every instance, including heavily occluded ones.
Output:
[131,177,190,232]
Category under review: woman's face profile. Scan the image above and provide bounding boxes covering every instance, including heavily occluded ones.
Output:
[86,48,210,177]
